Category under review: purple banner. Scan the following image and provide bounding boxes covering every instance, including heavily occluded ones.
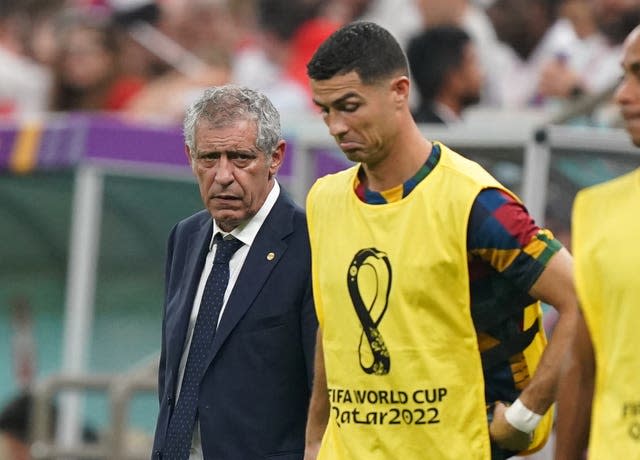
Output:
[0,113,349,180]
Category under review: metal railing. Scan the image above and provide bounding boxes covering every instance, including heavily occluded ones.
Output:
[30,355,159,460]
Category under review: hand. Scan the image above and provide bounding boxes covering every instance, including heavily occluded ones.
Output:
[489,401,533,452]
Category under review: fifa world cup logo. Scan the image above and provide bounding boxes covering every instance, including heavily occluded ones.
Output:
[347,248,392,375]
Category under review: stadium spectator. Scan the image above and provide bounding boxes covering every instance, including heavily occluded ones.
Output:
[0,2,52,117]
[0,390,97,460]
[407,25,484,123]
[231,0,318,114]
[487,0,576,109]
[49,9,145,112]
[413,0,507,105]
[535,0,637,124]
[0,392,54,460]
[123,47,231,123]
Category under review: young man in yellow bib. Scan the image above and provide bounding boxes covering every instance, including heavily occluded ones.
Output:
[303,22,579,460]
[555,25,640,460]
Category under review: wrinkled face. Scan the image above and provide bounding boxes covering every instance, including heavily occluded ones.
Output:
[187,118,284,231]
[615,28,640,146]
[310,71,402,167]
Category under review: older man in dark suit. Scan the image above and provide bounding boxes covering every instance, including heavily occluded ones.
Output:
[152,85,316,460]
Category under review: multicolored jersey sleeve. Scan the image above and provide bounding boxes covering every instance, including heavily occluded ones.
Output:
[467,188,562,292]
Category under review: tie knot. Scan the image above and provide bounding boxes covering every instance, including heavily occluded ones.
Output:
[213,233,244,264]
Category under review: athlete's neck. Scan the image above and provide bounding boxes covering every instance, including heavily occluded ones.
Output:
[363,135,432,192]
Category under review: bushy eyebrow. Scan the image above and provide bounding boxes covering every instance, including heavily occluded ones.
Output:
[313,91,361,109]
[196,148,258,157]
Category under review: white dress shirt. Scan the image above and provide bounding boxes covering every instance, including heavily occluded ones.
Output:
[174,181,281,460]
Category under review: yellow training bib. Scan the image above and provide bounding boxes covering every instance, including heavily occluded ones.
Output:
[573,168,640,458]
[307,144,550,459]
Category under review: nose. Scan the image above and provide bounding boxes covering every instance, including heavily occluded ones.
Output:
[614,74,640,107]
[214,156,235,186]
[326,111,349,138]
[615,77,630,106]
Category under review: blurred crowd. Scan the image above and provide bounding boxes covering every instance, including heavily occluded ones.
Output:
[0,0,638,125]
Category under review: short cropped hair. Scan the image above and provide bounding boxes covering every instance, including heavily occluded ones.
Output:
[183,85,282,158]
[307,21,409,84]
[407,25,471,102]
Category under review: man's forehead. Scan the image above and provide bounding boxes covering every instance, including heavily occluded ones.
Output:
[310,72,372,102]
[196,116,256,132]
[195,119,257,144]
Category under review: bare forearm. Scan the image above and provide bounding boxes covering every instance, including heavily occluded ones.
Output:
[305,330,329,459]
[518,305,578,414]
[554,312,594,460]
[306,386,329,447]
[554,362,592,459]
[521,248,579,414]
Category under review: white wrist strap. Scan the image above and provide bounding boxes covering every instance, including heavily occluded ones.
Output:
[504,398,542,433]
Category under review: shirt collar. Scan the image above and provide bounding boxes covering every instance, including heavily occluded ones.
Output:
[209,180,280,250]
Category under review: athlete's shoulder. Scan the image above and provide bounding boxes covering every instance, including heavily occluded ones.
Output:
[578,167,639,202]
[435,142,503,189]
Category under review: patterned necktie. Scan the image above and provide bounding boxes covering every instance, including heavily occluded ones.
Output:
[164,233,244,459]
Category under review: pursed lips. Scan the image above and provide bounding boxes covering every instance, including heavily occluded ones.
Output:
[211,193,241,204]
[337,137,361,150]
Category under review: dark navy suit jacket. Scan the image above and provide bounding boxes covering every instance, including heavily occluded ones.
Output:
[152,190,316,459]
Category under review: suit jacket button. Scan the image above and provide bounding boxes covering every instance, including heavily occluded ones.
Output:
[167,396,172,406]
[155,450,162,459]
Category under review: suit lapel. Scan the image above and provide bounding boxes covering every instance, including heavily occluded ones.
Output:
[205,193,295,366]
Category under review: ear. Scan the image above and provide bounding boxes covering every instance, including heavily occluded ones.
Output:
[390,76,411,105]
[268,140,286,178]
[184,144,196,173]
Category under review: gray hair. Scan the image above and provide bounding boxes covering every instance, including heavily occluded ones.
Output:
[183,85,282,157]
